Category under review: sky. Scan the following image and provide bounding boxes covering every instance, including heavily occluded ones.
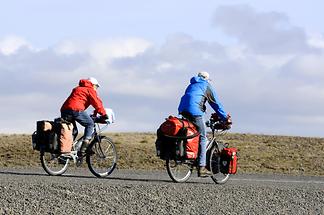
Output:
[1,1,324,137]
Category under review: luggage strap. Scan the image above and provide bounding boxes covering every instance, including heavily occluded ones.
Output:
[162,131,200,140]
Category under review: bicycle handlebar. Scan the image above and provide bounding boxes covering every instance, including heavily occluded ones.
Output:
[206,114,232,131]
[92,116,110,124]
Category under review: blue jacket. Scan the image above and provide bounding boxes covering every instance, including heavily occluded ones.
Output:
[178,76,227,121]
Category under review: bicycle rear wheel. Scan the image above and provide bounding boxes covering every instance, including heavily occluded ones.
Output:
[86,136,117,178]
[40,151,69,176]
[209,145,230,184]
[166,159,193,183]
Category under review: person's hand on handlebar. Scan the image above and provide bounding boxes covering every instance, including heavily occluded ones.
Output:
[91,113,109,123]
[97,114,108,123]
[223,114,232,130]
[210,113,232,130]
[101,114,108,120]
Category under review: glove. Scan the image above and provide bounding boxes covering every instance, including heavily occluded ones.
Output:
[93,114,108,123]
[223,114,232,129]
[98,114,108,123]
[90,111,98,119]
[211,113,220,121]
[101,114,108,120]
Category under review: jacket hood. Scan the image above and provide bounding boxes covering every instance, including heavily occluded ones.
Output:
[190,76,207,84]
[79,79,94,88]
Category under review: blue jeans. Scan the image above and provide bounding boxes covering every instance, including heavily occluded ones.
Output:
[61,110,94,140]
[190,115,208,167]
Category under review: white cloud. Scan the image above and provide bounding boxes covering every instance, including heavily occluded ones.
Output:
[2,5,324,137]
[54,40,86,55]
[278,54,324,82]
[213,5,311,54]
[0,35,33,55]
[55,38,152,66]
[307,32,324,49]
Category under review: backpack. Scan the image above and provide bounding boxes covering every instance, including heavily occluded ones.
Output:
[155,116,200,160]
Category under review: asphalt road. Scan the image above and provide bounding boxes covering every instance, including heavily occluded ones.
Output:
[0,167,323,215]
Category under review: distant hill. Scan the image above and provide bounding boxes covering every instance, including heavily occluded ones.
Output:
[0,132,323,176]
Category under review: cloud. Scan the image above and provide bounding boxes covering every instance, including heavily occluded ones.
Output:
[0,35,33,55]
[307,33,324,49]
[1,5,324,137]
[212,5,312,54]
[279,54,324,83]
[55,38,152,65]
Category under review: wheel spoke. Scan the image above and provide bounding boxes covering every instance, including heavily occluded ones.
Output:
[40,152,69,176]
[166,159,192,183]
[86,137,117,178]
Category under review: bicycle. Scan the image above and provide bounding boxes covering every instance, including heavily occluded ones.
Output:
[165,114,232,184]
[39,116,117,178]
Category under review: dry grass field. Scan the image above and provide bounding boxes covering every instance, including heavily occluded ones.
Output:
[0,132,323,176]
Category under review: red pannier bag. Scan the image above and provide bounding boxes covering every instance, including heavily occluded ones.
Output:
[222,147,238,174]
[160,116,191,136]
[159,116,200,159]
[185,127,200,159]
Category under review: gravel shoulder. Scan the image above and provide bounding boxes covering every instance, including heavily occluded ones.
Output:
[0,167,323,215]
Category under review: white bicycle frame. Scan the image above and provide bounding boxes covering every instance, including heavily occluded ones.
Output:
[61,121,111,163]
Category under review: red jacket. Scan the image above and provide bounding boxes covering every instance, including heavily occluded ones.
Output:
[61,79,106,116]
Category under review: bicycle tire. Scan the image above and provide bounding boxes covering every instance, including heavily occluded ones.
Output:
[208,145,230,184]
[40,151,69,176]
[86,136,117,178]
[166,159,193,183]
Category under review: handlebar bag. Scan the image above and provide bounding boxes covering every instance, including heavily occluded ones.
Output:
[221,147,238,174]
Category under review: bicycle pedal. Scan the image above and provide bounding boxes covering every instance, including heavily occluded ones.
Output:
[60,153,72,158]
[76,157,83,167]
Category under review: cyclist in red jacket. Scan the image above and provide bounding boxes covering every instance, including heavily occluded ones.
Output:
[61,77,107,157]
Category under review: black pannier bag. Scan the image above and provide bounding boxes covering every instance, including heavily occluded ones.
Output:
[32,120,60,153]
[155,128,187,160]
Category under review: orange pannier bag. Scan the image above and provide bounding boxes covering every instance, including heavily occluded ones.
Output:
[59,123,73,153]
[54,118,74,153]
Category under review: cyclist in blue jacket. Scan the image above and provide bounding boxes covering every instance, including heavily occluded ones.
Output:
[178,71,231,177]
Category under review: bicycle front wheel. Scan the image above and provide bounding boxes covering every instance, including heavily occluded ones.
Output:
[40,151,69,176]
[86,136,117,178]
[166,159,193,183]
[209,145,230,184]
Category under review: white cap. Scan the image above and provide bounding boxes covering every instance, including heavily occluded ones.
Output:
[88,77,100,87]
[197,71,210,80]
